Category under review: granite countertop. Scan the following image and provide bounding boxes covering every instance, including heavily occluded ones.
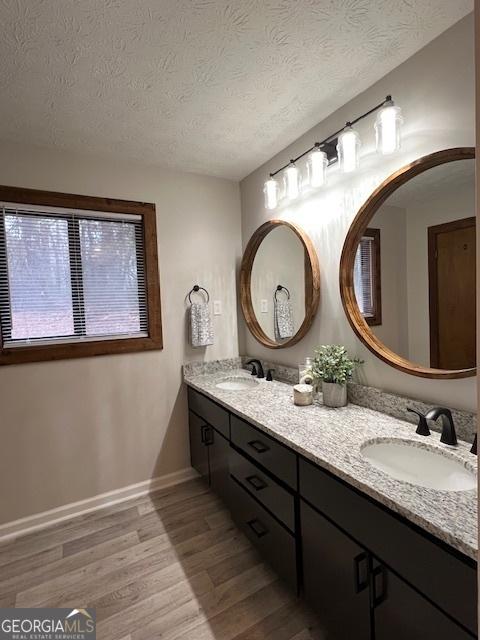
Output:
[184,368,478,560]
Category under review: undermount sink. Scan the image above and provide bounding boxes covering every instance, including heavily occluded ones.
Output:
[215,376,259,391]
[361,439,476,491]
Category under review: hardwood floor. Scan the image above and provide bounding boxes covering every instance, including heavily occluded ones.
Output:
[0,478,323,639]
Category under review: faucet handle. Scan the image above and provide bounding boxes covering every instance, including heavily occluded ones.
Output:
[407,407,430,437]
[266,369,275,381]
[249,364,257,376]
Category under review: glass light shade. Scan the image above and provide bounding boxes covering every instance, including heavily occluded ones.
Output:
[263,177,278,210]
[307,148,328,188]
[284,163,300,200]
[375,103,403,155]
[337,126,361,173]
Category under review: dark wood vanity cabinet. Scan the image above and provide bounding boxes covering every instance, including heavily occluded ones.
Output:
[229,477,297,591]
[230,414,297,489]
[373,561,474,640]
[300,458,477,639]
[301,500,371,640]
[188,410,210,479]
[187,387,477,639]
[208,427,231,505]
[187,390,231,506]
[188,413,230,504]
[301,497,474,640]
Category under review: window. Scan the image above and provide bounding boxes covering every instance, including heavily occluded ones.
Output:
[0,186,162,364]
[354,228,381,326]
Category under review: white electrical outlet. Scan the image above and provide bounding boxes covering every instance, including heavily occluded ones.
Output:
[213,300,222,315]
[260,299,268,313]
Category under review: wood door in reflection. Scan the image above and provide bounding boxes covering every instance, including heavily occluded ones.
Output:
[428,217,476,370]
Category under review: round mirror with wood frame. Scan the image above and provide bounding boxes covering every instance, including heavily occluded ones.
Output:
[240,220,320,348]
[340,147,475,379]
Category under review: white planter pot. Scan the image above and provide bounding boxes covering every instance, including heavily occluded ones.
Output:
[322,382,348,408]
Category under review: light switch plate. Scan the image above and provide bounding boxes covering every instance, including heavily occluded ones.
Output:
[260,299,268,313]
[213,300,222,315]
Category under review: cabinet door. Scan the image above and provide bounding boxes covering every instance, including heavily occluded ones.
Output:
[373,561,475,640]
[301,500,371,640]
[208,427,231,506]
[188,411,209,480]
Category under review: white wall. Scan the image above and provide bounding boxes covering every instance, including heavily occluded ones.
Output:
[240,14,476,411]
[0,141,241,524]
[369,205,409,359]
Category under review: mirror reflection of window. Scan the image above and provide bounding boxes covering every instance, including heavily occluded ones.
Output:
[354,229,381,326]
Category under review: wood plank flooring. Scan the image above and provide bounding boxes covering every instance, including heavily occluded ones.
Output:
[0,478,323,639]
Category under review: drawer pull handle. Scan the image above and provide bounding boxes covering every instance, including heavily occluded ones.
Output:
[200,424,213,445]
[247,518,269,538]
[247,439,270,454]
[353,552,369,593]
[372,564,388,607]
[245,474,268,491]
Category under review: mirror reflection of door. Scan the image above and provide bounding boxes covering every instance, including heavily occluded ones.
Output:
[353,157,476,371]
[428,217,476,370]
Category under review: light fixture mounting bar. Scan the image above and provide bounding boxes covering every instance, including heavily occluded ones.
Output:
[269,95,393,178]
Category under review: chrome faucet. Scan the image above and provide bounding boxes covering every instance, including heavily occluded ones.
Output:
[247,359,264,379]
[425,407,457,446]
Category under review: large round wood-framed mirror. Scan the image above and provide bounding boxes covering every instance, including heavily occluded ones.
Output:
[240,220,320,348]
[340,147,475,379]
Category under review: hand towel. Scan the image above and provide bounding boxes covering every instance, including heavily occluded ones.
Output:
[190,302,214,348]
[274,299,294,340]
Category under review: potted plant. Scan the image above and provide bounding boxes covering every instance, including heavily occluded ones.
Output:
[311,345,362,408]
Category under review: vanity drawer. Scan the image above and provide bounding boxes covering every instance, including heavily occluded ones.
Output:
[229,477,297,591]
[229,447,295,531]
[187,387,229,438]
[230,415,297,489]
[299,458,477,635]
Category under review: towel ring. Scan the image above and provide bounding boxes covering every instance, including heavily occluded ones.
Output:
[188,285,210,304]
[274,285,290,301]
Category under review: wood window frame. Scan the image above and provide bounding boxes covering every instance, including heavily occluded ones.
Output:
[361,228,382,327]
[0,185,163,365]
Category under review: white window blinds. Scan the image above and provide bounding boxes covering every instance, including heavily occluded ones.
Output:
[0,206,148,347]
[354,235,375,318]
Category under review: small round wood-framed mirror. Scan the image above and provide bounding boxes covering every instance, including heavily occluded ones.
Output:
[240,220,320,348]
[340,147,475,379]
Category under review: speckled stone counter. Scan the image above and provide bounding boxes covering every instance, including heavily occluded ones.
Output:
[184,367,478,560]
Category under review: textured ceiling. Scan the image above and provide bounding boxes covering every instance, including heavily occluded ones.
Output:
[0,0,473,180]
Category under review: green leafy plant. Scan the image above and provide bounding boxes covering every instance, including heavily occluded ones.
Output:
[311,345,362,385]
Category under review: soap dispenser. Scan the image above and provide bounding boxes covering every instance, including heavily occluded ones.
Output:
[299,357,314,385]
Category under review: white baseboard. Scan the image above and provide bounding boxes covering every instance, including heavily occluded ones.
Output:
[0,467,199,543]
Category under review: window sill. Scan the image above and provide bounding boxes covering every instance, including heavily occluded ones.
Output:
[0,333,163,365]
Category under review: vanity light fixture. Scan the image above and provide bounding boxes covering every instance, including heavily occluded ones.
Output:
[307,144,328,188]
[284,161,301,200]
[375,95,403,155]
[263,95,402,209]
[337,123,361,173]
[263,176,279,210]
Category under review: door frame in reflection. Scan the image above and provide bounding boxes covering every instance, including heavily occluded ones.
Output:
[428,216,476,370]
